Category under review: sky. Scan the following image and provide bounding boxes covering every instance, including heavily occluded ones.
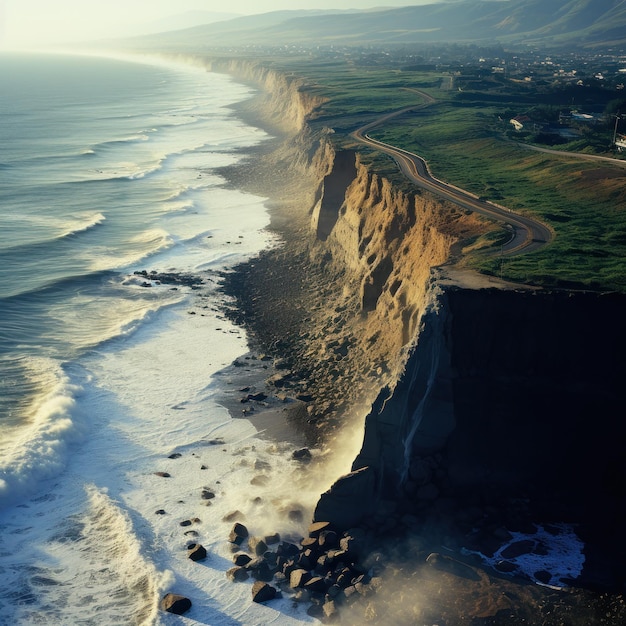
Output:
[0,0,426,50]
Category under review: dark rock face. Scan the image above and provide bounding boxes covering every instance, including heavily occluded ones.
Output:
[313,466,377,529]
[160,593,191,615]
[315,287,626,589]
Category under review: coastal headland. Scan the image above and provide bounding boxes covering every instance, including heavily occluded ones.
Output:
[205,56,626,623]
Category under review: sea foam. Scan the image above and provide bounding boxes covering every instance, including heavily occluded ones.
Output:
[0,359,87,509]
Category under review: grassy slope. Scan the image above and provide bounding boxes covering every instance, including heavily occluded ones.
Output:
[258,54,626,292]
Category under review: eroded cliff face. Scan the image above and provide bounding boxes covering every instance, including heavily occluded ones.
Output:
[215,59,626,590]
[206,57,328,134]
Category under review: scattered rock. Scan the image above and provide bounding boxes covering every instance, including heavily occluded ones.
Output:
[226,566,249,582]
[292,448,312,462]
[187,543,207,562]
[265,533,281,545]
[233,552,252,566]
[160,593,191,615]
[248,536,268,556]
[223,510,244,522]
[323,599,340,622]
[229,522,249,545]
[308,521,333,537]
[304,576,327,593]
[290,568,312,589]
[251,581,278,603]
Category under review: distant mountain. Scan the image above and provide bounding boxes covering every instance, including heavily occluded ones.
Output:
[120,0,626,51]
[136,11,240,35]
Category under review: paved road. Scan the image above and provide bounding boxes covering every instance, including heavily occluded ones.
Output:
[351,93,553,256]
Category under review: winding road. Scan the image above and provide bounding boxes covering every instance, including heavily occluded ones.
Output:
[351,91,553,256]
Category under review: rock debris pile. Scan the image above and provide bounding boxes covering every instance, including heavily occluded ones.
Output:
[226,520,381,622]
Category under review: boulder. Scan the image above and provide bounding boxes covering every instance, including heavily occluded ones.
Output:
[277,542,300,558]
[308,521,333,537]
[226,566,249,583]
[247,557,275,582]
[339,529,366,558]
[323,599,340,622]
[304,576,327,594]
[229,522,249,546]
[290,568,312,589]
[233,552,252,567]
[248,536,268,556]
[251,581,277,603]
[160,593,191,615]
[318,530,339,549]
[292,448,312,462]
[187,543,207,562]
[301,537,318,550]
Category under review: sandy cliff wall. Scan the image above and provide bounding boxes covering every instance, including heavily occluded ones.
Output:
[206,58,327,134]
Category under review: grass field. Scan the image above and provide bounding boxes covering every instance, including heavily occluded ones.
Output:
[258,54,626,292]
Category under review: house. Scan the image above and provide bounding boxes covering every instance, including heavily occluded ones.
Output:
[510,115,531,130]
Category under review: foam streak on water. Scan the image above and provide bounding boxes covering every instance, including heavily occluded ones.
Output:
[0,52,313,625]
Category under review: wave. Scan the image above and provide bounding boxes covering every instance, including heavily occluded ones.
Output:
[0,359,87,509]
[87,133,150,154]
[60,212,106,238]
[72,158,164,183]
[0,212,107,259]
[0,485,165,625]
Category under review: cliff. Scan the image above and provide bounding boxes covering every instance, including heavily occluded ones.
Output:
[213,58,626,593]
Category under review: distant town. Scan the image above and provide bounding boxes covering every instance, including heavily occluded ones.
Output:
[207,42,626,153]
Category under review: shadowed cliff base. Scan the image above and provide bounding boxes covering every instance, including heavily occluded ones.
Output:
[212,66,626,624]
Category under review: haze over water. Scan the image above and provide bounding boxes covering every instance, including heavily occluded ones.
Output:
[0,51,319,624]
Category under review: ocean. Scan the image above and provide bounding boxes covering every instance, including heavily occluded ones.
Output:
[0,51,326,625]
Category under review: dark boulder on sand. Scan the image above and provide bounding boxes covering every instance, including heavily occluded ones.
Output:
[226,566,249,582]
[187,543,207,562]
[229,522,249,546]
[251,581,278,603]
[160,593,191,615]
